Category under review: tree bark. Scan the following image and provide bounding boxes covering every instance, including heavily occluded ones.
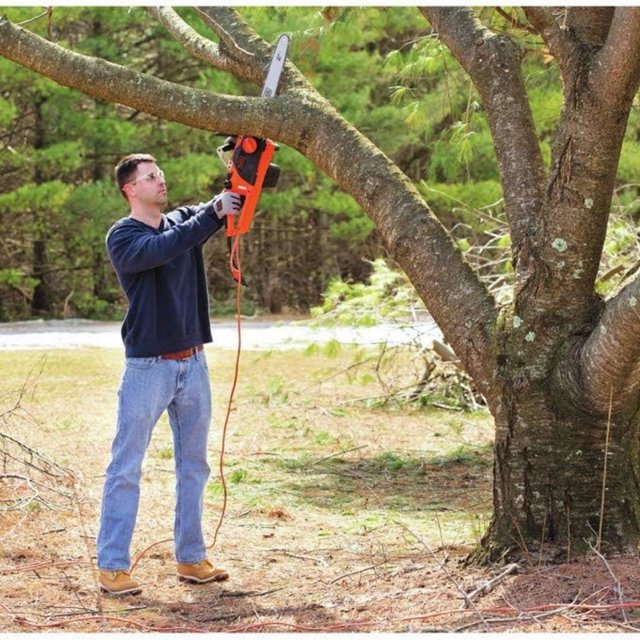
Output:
[484,384,640,561]
[566,7,614,47]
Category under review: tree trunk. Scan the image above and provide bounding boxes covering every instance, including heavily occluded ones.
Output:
[484,386,640,562]
[31,238,53,316]
[478,306,640,561]
[30,99,53,317]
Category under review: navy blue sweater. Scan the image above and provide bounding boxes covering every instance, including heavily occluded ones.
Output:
[106,201,224,358]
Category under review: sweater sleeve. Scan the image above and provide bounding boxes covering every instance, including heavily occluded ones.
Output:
[166,199,219,224]
[107,207,222,274]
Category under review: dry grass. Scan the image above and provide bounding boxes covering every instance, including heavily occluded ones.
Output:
[1,345,639,632]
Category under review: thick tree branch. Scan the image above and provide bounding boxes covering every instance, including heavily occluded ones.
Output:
[591,7,640,106]
[305,108,500,407]
[0,15,281,137]
[194,6,308,92]
[147,7,261,86]
[557,272,640,414]
[420,7,545,277]
[525,8,640,320]
[522,8,576,77]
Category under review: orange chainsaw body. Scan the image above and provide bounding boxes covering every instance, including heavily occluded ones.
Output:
[221,135,279,237]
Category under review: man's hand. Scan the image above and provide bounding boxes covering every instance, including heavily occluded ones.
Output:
[212,192,242,219]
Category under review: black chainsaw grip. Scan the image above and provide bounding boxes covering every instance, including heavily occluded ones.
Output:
[263,164,281,189]
[220,136,237,152]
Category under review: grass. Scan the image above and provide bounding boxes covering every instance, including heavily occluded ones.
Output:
[0,344,494,555]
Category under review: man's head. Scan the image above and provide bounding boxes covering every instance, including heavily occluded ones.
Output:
[115,153,167,208]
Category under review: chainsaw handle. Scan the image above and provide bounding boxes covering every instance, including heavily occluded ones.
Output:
[223,192,246,236]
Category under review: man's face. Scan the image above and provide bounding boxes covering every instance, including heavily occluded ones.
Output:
[126,162,168,207]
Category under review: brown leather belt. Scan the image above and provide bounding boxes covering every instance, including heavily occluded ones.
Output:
[160,344,203,360]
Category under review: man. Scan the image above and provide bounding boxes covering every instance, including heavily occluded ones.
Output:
[97,153,241,596]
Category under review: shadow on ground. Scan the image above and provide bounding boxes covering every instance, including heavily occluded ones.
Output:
[262,443,493,515]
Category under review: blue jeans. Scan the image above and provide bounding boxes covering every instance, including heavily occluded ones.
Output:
[97,350,211,570]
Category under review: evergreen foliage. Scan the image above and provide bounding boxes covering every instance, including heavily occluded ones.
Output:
[311,258,426,327]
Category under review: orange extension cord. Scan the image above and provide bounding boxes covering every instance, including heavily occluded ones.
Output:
[208,233,244,549]
[130,235,243,572]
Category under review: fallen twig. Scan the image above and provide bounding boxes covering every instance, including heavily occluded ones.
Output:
[328,560,390,585]
[304,445,368,468]
[453,604,573,632]
[588,540,628,624]
[463,563,519,607]
[0,560,91,574]
[266,548,328,567]
[394,520,490,632]
[221,587,286,598]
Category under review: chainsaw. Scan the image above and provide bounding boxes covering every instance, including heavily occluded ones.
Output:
[217,34,289,285]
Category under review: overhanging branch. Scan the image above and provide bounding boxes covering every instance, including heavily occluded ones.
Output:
[149,7,306,93]
[148,7,262,86]
[196,6,267,60]
[0,15,280,137]
[194,6,308,91]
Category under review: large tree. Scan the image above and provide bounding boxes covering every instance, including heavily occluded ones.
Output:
[2,6,640,561]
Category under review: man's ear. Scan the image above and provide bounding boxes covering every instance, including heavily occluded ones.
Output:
[122,183,135,200]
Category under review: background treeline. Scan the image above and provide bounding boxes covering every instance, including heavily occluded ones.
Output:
[2,7,640,321]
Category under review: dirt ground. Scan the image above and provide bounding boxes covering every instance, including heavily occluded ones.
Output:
[1,346,640,633]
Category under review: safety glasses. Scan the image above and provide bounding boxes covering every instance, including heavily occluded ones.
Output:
[129,169,165,185]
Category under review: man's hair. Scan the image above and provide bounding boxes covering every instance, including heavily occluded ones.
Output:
[115,153,157,200]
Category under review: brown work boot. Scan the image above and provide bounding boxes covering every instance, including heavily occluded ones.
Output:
[177,559,229,584]
[99,569,142,595]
